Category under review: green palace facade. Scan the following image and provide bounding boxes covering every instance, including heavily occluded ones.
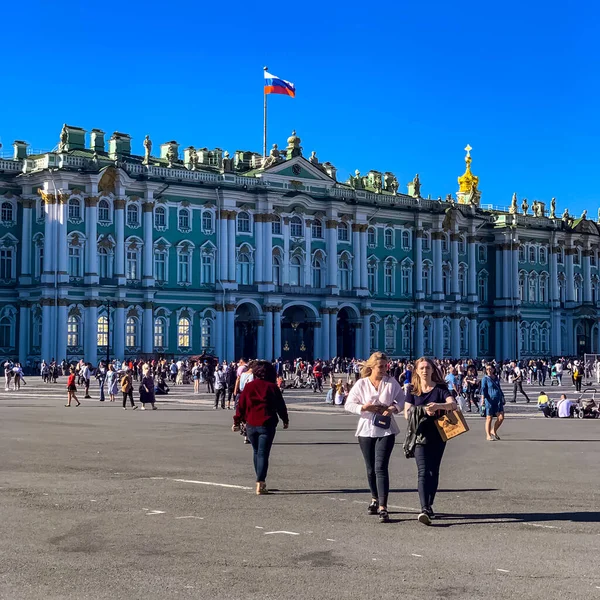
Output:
[0,124,599,364]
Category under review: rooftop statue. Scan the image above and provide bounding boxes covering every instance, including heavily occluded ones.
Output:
[532,200,543,217]
[413,173,421,197]
[166,144,177,168]
[581,209,587,220]
[509,193,518,214]
[309,151,319,165]
[59,124,68,153]
[263,144,281,169]
[143,135,152,165]
[384,172,399,194]
[550,197,556,219]
[521,198,529,215]
[188,146,199,171]
[349,169,364,190]
[222,151,233,173]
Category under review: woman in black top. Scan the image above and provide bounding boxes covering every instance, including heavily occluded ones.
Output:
[404,357,456,525]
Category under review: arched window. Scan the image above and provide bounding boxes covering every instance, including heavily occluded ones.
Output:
[370,322,377,352]
[423,319,432,353]
[154,317,166,348]
[68,198,81,221]
[478,245,487,262]
[290,255,303,286]
[126,203,139,227]
[458,235,466,254]
[237,211,250,233]
[540,325,549,353]
[290,216,303,238]
[98,247,112,279]
[528,246,536,263]
[422,232,431,252]
[478,271,488,303]
[519,323,528,353]
[67,315,80,347]
[0,245,15,280]
[574,248,581,265]
[557,248,564,265]
[443,321,451,354]
[460,320,467,354]
[384,260,394,295]
[384,228,394,248]
[154,206,166,228]
[422,263,431,296]
[558,274,566,304]
[539,273,548,303]
[272,253,281,285]
[0,316,12,347]
[400,262,412,296]
[337,222,349,242]
[574,274,583,303]
[126,244,140,281]
[237,248,253,285]
[368,227,377,247]
[201,318,213,349]
[367,260,377,294]
[338,256,351,290]
[518,245,526,263]
[528,273,537,303]
[401,322,411,353]
[0,202,14,223]
[401,230,411,251]
[539,247,547,265]
[311,219,323,239]
[385,320,396,352]
[154,248,167,283]
[178,317,191,348]
[202,210,213,233]
[178,208,191,231]
[68,240,83,278]
[272,216,282,235]
[442,265,451,296]
[478,322,489,354]
[201,246,215,285]
[97,316,108,347]
[177,244,192,285]
[98,199,110,223]
[126,317,139,348]
[458,265,467,297]
[518,271,526,301]
[530,326,539,354]
[441,234,449,253]
[312,255,324,288]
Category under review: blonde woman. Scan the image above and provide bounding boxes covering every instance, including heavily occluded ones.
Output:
[404,357,456,525]
[345,352,405,523]
[334,380,345,406]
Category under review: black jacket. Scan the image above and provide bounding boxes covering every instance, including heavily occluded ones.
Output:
[403,405,430,458]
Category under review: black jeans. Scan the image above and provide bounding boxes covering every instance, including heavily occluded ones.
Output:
[575,378,582,392]
[122,390,135,407]
[358,435,396,507]
[226,386,235,406]
[214,388,226,408]
[512,381,531,403]
[206,378,214,394]
[414,437,446,511]
[246,425,276,482]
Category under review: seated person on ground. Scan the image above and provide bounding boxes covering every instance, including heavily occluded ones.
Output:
[557,394,575,418]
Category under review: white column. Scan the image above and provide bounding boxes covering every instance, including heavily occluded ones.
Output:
[114,199,125,280]
[414,231,423,298]
[434,315,444,358]
[360,226,368,289]
[450,235,459,296]
[362,311,371,358]
[329,311,337,358]
[326,220,337,288]
[255,216,264,284]
[113,304,125,360]
[142,201,154,287]
[451,316,460,358]
[257,319,265,359]
[304,220,312,286]
[225,306,235,362]
[57,198,68,281]
[512,248,519,303]
[18,304,30,365]
[584,251,592,303]
[264,216,273,286]
[215,308,224,361]
[273,308,282,360]
[467,235,477,300]
[142,304,153,354]
[20,200,33,278]
[42,302,53,361]
[432,233,443,299]
[502,247,510,299]
[264,309,273,361]
[56,302,67,361]
[218,211,228,282]
[42,197,55,280]
[495,244,503,298]
[352,225,361,290]
[282,217,290,285]
[85,197,98,278]
[84,303,98,365]
[321,309,330,359]
[314,322,321,359]
[566,249,575,302]
[415,315,424,358]
[550,247,559,303]
[469,316,478,356]
[227,217,236,283]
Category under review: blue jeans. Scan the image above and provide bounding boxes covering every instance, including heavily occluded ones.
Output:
[246,425,276,482]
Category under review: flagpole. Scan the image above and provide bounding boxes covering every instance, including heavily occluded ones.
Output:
[263,66,268,157]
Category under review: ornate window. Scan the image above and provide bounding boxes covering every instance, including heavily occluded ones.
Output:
[442,264,451,296]
[441,233,449,253]
[290,216,303,238]
[126,203,140,228]
[530,325,539,354]
[97,315,109,347]
[67,314,81,347]
[539,246,548,265]
[154,316,167,349]
[574,248,581,266]
[236,245,253,285]
[154,250,167,283]
[202,210,213,234]
[519,322,529,353]
[201,317,214,349]
[539,273,548,303]
[200,244,215,285]
[574,274,583,303]
[422,232,431,252]
[458,235,466,255]
[68,198,82,222]
[478,244,487,263]
[368,227,377,247]
[518,271,526,301]
[98,246,114,279]
[385,318,396,353]
[337,222,349,242]
[0,315,13,347]
[593,276,599,304]
[518,245,526,263]
[312,252,324,288]
[460,320,467,354]
[0,201,14,224]
[126,316,139,348]
[558,273,566,304]
[177,317,191,348]
[290,255,303,286]
[423,319,432,354]
[338,254,351,290]
[367,259,377,294]
[237,211,251,233]
[98,199,111,224]
[478,321,489,354]
[400,260,412,296]
[34,235,44,278]
[528,246,536,263]
[401,321,411,354]
[401,230,411,251]
[528,272,538,303]
[384,228,394,249]
[443,321,451,355]
[0,246,15,281]
[384,259,395,295]
[591,251,597,267]
[458,264,467,298]
[178,208,191,232]
[126,244,141,281]
[312,219,323,239]
[68,242,83,278]
[272,252,282,285]
[478,270,488,303]
[540,323,549,354]
[154,206,167,229]
[177,242,193,286]
[272,216,282,235]
[422,262,432,296]
[557,247,564,265]
[370,321,378,352]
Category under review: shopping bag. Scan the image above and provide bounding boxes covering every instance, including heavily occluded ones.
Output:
[435,409,469,441]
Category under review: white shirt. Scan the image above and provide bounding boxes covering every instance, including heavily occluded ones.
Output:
[345,376,405,438]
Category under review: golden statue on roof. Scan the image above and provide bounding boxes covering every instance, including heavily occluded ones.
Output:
[457,144,481,205]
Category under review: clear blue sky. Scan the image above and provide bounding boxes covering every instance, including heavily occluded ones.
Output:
[1,0,598,213]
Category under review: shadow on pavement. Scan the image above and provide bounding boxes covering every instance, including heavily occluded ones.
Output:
[270,487,497,495]
[430,511,600,527]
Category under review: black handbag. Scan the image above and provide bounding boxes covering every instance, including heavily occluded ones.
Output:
[373,414,391,429]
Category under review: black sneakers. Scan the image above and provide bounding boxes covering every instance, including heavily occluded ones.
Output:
[378,510,390,523]
[367,501,378,515]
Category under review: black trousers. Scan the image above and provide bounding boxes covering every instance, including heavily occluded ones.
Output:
[214,388,226,408]
[575,378,582,392]
[206,378,214,393]
[226,386,235,406]
[414,437,446,511]
[122,390,135,407]
[358,435,396,507]
[512,381,531,403]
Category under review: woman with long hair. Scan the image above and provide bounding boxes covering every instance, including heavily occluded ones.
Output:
[106,364,118,402]
[480,365,505,440]
[65,367,80,407]
[404,357,456,525]
[345,352,405,523]
[233,360,289,495]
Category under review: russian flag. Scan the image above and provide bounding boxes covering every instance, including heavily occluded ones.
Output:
[264,71,295,98]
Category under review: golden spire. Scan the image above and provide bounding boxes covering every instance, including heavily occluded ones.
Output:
[458,144,479,194]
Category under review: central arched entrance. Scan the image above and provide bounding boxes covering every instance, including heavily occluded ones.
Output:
[234,303,258,360]
[337,306,358,359]
[281,305,315,362]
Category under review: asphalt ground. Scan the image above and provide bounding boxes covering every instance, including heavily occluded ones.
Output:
[1,379,600,600]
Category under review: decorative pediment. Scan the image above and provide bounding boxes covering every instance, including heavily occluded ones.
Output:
[259,156,335,184]
[238,202,255,211]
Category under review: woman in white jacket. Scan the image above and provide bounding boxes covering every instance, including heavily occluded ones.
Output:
[345,352,405,523]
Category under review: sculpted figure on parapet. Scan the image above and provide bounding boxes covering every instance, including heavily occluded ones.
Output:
[143,135,152,165]
[521,197,529,215]
[509,193,518,214]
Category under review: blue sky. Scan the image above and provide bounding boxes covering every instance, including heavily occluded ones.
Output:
[1,0,598,213]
